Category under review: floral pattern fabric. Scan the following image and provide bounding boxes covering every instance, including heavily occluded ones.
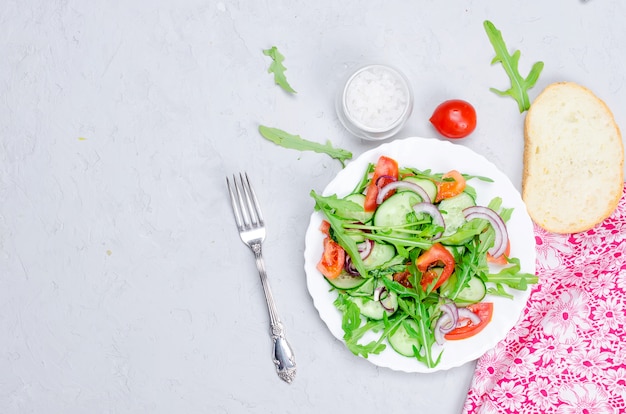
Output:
[463,184,626,414]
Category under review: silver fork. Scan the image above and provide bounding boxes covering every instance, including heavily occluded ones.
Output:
[226,173,296,384]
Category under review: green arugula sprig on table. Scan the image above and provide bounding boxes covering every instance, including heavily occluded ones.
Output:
[260,47,354,167]
[483,20,544,112]
[259,126,353,167]
[263,46,297,94]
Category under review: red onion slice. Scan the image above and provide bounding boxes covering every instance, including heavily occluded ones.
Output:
[463,206,509,258]
[434,304,482,344]
[376,181,432,205]
[357,239,373,260]
[457,307,482,325]
[434,315,450,345]
[412,202,445,239]
[375,174,397,187]
[374,287,395,311]
[439,303,459,331]
[434,303,460,345]
[343,256,360,276]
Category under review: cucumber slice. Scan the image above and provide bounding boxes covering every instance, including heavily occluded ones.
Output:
[326,272,368,290]
[388,319,420,357]
[346,229,366,243]
[438,192,476,236]
[342,193,372,242]
[344,193,373,224]
[373,192,423,238]
[351,289,398,320]
[400,176,438,202]
[348,277,376,297]
[362,242,396,270]
[456,276,487,305]
[440,274,486,306]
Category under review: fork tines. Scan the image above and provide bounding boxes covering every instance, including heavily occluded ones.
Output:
[226,172,264,230]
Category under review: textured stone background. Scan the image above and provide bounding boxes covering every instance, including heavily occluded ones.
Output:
[1,0,624,413]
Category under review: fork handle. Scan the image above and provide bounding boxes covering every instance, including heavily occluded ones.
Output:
[253,247,297,384]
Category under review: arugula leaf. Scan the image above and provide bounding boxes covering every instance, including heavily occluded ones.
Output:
[259,125,352,167]
[309,194,363,221]
[484,257,539,290]
[352,163,375,194]
[310,190,368,277]
[262,46,296,94]
[334,294,400,358]
[444,237,488,301]
[486,284,514,300]
[483,20,544,112]
[382,278,442,368]
[436,218,489,246]
[335,294,361,335]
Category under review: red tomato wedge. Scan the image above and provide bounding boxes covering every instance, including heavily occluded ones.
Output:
[317,237,345,280]
[364,156,399,212]
[444,302,494,340]
[487,239,511,265]
[416,243,455,291]
[435,170,466,202]
[319,220,331,237]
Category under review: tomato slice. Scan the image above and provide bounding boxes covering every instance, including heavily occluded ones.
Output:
[317,237,345,279]
[319,220,331,237]
[487,239,511,265]
[416,243,455,291]
[444,302,494,340]
[435,170,466,202]
[393,269,413,288]
[364,156,399,212]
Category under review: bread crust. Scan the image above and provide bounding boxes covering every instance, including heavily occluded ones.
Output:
[522,81,624,234]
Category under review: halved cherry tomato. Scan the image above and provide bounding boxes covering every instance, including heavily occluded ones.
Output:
[393,269,413,288]
[319,220,331,237]
[487,239,511,265]
[317,237,345,280]
[364,156,399,212]
[444,302,494,340]
[429,99,477,139]
[435,170,466,202]
[416,243,455,291]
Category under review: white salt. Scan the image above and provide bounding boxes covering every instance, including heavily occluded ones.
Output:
[344,66,409,130]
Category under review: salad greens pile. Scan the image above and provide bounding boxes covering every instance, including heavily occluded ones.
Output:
[311,158,538,368]
[483,20,544,113]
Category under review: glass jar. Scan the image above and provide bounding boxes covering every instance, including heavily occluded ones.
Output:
[336,64,414,141]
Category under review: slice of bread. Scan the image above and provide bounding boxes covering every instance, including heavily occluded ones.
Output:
[522,81,624,234]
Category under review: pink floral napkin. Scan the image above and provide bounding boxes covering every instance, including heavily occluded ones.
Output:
[463,183,626,414]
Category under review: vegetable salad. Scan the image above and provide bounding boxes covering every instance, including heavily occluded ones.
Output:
[310,155,538,368]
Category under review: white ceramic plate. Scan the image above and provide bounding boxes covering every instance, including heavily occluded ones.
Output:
[304,137,536,373]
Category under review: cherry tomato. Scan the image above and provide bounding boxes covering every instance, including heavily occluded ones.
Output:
[434,170,466,203]
[416,243,455,291]
[363,156,399,212]
[444,302,494,340]
[319,220,331,236]
[487,239,511,265]
[317,236,345,280]
[393,269,413,288]
[429,99,477,139]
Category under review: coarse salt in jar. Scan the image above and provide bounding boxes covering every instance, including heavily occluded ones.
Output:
[336,64,413,141]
